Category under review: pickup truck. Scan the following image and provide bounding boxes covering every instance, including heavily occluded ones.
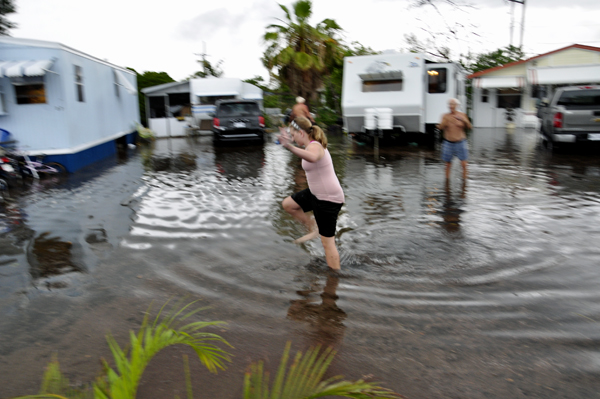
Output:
[537,85,600,145]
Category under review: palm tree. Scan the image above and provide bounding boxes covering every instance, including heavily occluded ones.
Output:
[262,0,344,106]
[0,0,17,35]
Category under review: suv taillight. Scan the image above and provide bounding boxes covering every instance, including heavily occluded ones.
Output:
[553,112,563,128]
[213,118,220,128]
[259,116,265,128]
[0,157,9,163]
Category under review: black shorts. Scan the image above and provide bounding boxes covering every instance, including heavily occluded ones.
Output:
[291,188,343,238]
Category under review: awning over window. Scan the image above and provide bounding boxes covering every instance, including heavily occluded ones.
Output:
[0,59,55,78]
[472,76,525,89]
[115,70,137,95]
[528,65,600,85]
[359,70,404,81]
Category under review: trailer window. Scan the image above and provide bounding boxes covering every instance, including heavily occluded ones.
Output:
[148,96,167,118]
[362,80,403,92]
[12,77,47,104]
[497,88,522,109]
[113,70,120,98]
[428,68,447,93]
[481,89,489,103]
[74,65,85,102]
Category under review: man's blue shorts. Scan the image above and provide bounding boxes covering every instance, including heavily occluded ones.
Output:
[441,139,469,163]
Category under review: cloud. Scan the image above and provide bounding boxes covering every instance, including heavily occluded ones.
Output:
[177,8,246,41]
[177,0,281,42]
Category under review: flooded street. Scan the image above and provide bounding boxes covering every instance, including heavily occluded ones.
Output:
[1,127,600,398]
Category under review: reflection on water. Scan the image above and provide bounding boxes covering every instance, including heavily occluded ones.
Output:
[438,180,466,234]
[288,272,347,347]
[2,130,600,397]
[31,232,81,280]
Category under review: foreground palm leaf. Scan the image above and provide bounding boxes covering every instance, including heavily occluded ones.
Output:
[92,300,232,399]
[243,342,403,399]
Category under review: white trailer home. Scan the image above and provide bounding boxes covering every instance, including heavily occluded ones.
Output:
[342,52,466,143]
[142,78,263,138]
[0,37,139,172]
[468,44,600,129]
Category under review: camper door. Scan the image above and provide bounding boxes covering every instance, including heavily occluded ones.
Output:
[425,64,464,125]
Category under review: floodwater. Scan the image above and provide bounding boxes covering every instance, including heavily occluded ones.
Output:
[1,128,600,398]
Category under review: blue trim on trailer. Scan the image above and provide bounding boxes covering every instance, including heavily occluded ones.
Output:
[41,130,137,173]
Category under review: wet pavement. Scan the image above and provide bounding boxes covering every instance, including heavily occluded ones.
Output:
[1,128,600,398]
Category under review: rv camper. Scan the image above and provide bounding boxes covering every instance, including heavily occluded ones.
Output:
[341,52,466,143]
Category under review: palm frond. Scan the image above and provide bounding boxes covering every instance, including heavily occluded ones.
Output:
[318,18,342,33]
[294,52,314,71]
[293,0,312,23]
[93,301,232,399]
[264,32,279,42]
[243,342,403,399]
[13,355,91,399]
[278,4,291,22]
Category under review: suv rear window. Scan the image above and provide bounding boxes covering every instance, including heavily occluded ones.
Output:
[219,102,260,117]
[557,89,600,109]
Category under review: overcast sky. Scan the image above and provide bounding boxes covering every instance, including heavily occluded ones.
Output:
[11,0,600,82]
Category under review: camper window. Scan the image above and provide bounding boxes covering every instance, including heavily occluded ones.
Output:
[497,88,522,109]
[74,65,85,102]
[12,77,46,104]
[362,80,403,92]
[428,68,447,93]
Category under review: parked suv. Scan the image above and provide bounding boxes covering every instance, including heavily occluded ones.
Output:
[537,85,600,145]
[211,100,265,144]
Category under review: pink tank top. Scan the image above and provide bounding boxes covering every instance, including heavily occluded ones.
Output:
[302,141,345,204]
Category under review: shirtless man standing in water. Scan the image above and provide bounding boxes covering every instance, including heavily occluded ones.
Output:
[437,98,472,180]
[290,97,315,123]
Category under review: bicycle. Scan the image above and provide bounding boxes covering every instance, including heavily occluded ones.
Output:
[0,177,8,202]
[7,151,67,179]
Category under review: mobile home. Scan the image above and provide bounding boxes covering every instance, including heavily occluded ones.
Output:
[142,78,263,137]
[342,52,466,142]
[0,37,139,172]
[468,44,600,129]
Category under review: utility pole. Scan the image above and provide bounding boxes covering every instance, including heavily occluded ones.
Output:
[507,0,526,48]
[194,41,208,77]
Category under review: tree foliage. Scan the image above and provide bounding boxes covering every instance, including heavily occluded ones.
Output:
[263,1,377,126]
[467,44,525,75]
[0,0,17,36]
[262,0,345,107]
[126,68,176,126]
[189,59,224,79]
[404,33,452,62]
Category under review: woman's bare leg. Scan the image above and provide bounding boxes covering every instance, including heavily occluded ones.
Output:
[320,235,341,270]
[282,196,318,243]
